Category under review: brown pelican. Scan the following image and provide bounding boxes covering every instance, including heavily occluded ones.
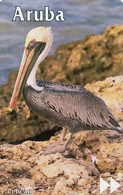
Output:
[9,27,123,154]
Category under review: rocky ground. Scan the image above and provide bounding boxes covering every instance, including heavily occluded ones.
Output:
[0,77,123,195]
[0,130,123,195]
[0,25,123,194]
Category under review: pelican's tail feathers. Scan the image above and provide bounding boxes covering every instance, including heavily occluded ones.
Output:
[113,127,123,134]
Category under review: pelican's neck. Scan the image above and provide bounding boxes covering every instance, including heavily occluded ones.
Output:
[27,29,53,91]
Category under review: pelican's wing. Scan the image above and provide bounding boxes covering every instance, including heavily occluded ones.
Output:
[37,80,86,92]
[44,88,119,129]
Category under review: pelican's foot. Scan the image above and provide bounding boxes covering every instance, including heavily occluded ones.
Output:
[42,141,67,155]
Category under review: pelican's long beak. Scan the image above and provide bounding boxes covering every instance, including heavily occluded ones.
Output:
[8,41,46,111]
[8,27,52,111]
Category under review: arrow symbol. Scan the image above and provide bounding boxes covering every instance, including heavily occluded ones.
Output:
[110,178,120,193]
[100,178,110,194]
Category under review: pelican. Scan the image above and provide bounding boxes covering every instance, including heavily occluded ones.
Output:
[9,27,123,154]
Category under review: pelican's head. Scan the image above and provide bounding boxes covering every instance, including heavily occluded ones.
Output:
[25,27,51,47]
[9,26,53,111]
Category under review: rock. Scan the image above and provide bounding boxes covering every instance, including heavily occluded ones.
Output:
[0,129,123,194]
[39,25,123,85]
[0,24,123,144]
[0,103,58,144]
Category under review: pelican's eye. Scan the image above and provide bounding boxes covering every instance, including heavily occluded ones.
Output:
[27,39,39,50]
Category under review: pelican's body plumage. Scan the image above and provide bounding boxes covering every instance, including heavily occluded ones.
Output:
[9,27,122,154]
[23,80,120,132]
